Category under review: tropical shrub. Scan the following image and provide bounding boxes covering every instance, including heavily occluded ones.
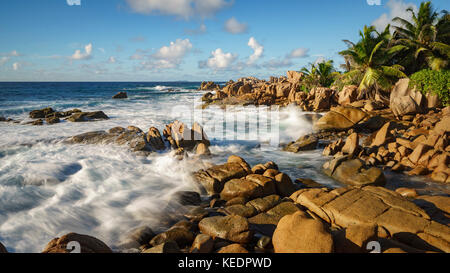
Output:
[299,60,338,91]
[409,69,450,105]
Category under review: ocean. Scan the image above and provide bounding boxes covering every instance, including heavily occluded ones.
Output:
[0,82,447,252]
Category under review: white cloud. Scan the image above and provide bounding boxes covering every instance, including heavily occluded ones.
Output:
[12,62,21,71]
[288,48,309,58]
[126,0,230,19]
[71,43,93,60]
[152,38,193,68]
[199,48,237,70]
[247,37,264,65]
[137,39,193,70]
[372,0,417,32]
[224,17,248,34]
[0,57,10,66]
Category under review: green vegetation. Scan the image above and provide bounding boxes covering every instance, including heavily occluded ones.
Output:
[300,60,339,91]
[409,69,450,105]
[338,25,407,100]
[296,1,449,104]
[392,1,450,73]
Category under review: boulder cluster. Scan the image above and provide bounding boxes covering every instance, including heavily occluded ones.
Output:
[201,71,342,109]
[198,81,220,91]
[319,106,449,183]
[0,107,110,126]
[65,120,211,157]
[5,156,447,253]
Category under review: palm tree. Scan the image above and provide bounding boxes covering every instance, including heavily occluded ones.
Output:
[300,59,337,88]
[339,25,407,101]
[392,1,450,72]
[316,60,338,87]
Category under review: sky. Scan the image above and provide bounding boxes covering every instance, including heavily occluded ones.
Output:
[0,0,448,82]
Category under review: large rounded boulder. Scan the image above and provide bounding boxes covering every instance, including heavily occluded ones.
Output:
[313,106,367,132]
[272,211,334,253]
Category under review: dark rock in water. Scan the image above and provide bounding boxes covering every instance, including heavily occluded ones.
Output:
[170,191,201,206]
[150,227,194,248]
[66,126,166,154]
[42,232,112,253]
[108,126,126,134]
[65,131,116,145]
[46,116,60,125]
[284,134,318,153]
[0,116,6,122]
[46,109,81,119]
[66,111,109,122]
[0,241,7,253]
[29,107,54,119]
[113,91,128,99]
[142,241,181,253]
[202,92,214,102]
[118,226,155,250]
[184,206,209,222]
[25,119,44,126]
[147,127,166,151]
[116,130,149,152]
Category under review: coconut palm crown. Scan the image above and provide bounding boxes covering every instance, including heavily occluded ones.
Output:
[338,25,407,100]
[392,1,450,72]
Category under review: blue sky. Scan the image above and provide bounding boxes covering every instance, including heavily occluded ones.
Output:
[0,0,448,81]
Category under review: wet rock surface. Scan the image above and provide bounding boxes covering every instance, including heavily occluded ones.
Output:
[25,153,449,253]
[42,233,112,253]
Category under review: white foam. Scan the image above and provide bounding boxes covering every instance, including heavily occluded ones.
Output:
[0,90,325,252]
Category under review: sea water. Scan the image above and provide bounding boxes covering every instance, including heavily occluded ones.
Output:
[0,82,447,252]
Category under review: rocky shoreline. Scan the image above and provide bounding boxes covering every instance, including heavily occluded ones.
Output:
[0,74,448,253]
[1,154,448,253]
